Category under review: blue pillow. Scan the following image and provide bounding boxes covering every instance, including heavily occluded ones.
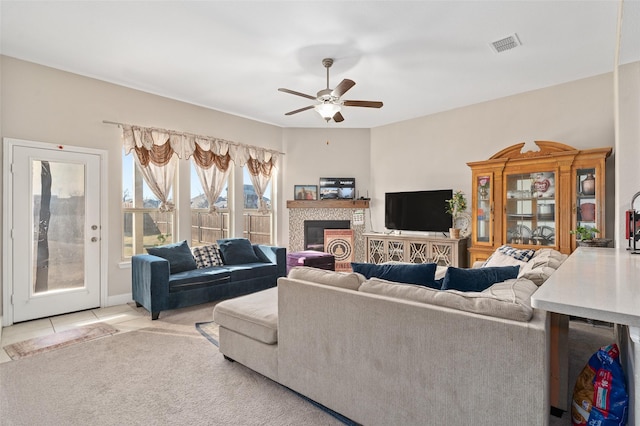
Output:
[146,240,197,274]
[351,262,439,289]
[441,266,520,292]
[217,238,261,265]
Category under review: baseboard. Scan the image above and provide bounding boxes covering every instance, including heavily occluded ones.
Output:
[107,293,133,307]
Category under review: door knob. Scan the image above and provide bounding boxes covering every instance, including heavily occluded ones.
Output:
[91,237,98,242]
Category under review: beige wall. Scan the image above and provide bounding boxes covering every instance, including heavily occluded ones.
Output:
[616,61,640,248]
[370,71,617,236]
[1,54,637,321]
[281,127,371,245]
[0,56,283,315]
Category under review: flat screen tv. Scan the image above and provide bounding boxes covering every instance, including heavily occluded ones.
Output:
[385,189,453,232]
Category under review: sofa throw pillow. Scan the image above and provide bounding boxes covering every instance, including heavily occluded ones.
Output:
[217,238,261,265]
[483,245,536,268]
[518,248,568,286]
[351,262,439,289]
[482,251,528,269]
[147,240,197,274]
[288,266,363,291]
[497,244,536,262]
[441,265,520,292]
[191,244,223,269]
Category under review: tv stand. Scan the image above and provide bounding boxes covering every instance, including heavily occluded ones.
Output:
[364,233,467,267]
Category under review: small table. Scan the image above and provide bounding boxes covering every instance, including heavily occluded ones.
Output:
[531,247,640,422]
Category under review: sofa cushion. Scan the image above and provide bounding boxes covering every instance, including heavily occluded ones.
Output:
[359,277,537,322]
[351,262,439,289]
[217,238,261,265]
[168,267,231,292]
[288,266,364,291]
[483,244,536,268]
[147,240,197,274]
[213,287,278,344]
[518,248,568,286]
[191,244,223,269]
[441,265,520,292]
[224,263,278,281]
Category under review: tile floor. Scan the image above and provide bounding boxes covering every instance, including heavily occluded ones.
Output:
[0,303,153,363]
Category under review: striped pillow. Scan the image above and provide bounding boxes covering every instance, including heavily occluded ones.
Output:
[497,244,536,262]
[482,245,536,269]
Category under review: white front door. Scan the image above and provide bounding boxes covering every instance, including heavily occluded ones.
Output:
[4,139,103,323]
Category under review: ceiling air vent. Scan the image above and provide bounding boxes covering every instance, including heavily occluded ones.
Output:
[490,33,521,53]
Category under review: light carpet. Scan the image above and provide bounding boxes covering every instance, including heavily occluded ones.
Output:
[0,304,343,426]
[2,322,118,360]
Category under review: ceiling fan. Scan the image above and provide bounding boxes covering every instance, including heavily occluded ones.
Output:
[278,58,383,123]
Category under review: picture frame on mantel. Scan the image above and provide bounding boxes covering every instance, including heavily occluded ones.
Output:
[294,185,318,200]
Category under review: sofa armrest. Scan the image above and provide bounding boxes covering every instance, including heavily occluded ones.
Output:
[131,254,171,315]
[254,244,287,278]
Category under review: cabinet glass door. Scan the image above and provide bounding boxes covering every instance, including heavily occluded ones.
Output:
[476,175,491,243]
[505,172,556,247]
[576,168,598,231]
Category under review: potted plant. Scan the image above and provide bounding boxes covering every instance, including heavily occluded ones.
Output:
[570,226,610,247]
[445,190,467,239]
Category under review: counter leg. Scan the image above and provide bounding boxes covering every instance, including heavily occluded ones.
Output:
[550,313,569,413]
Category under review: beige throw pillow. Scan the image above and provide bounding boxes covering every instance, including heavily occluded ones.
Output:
[288,266,364,291]
[518,248,568,286]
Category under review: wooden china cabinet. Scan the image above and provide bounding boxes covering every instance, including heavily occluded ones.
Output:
[467,141,611,263]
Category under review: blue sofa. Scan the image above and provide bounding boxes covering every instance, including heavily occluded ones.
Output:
[132,240,286,320]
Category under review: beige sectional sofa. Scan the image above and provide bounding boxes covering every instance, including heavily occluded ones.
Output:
[213,247,567,426]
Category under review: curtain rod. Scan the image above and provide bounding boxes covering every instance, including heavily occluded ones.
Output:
[102,120,285,156]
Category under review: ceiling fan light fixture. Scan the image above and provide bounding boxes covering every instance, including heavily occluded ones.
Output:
[314,102,341,119]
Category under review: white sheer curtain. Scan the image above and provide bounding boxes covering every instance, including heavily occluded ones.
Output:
[123,128,177,212]
[191,139,232,213]
[239,148,279,214]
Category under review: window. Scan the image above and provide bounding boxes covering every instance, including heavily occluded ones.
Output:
[243,167,273,244]
[122,151,175,258]
[190,161,230,247]
[122,148,277,259]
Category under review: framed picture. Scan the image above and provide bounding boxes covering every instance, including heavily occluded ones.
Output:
[294,185,318,200]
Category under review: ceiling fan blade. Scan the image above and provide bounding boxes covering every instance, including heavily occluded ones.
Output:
[333,111,345,122]
[285,105,315,116]
[343,100,383,108]
[278,88,317,100]
[331,79,355,97]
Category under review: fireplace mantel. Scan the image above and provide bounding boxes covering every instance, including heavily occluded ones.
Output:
[287,200,369,209]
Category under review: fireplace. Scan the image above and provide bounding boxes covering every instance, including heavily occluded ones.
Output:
[304,220,350,251]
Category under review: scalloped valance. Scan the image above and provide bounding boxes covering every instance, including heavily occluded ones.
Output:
[106,122,281,169]
[105,120,282,213]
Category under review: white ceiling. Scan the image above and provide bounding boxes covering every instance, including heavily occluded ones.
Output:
[1,1,639,129]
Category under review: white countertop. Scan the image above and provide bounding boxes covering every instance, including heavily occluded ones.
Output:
[531,247,640,327]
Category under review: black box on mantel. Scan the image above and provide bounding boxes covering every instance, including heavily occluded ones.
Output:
[319,177,355,200]
[286,251,335,274]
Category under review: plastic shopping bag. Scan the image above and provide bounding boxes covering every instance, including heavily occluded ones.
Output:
[571,343,629,426]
